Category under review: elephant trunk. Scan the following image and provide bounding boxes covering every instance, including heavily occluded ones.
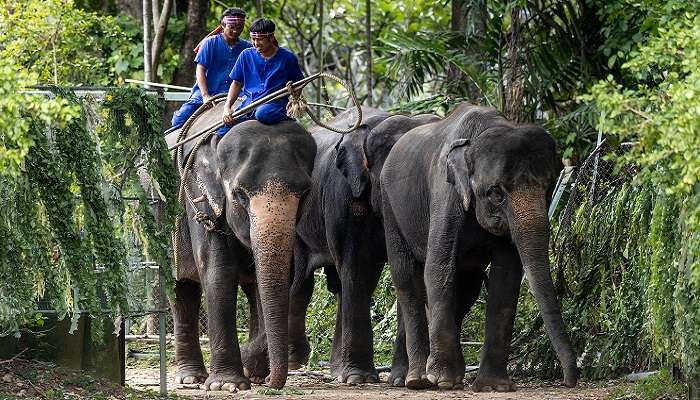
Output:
[507,185,577,388]
[249,183,300,389]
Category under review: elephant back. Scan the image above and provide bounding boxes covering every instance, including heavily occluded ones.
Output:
[166,99,242,168]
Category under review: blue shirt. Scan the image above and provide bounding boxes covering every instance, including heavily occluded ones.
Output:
[229,47,305,109]
[191,34,251,100]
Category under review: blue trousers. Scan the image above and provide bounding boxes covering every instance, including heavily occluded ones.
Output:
[171,98,203,129]
[217,102,291,137]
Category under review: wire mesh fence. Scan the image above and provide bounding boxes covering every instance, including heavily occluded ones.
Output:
[554,142,637,245]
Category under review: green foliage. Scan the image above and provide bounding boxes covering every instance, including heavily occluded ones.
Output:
[584,4,700,380]
[0,61,78,177]
[100,88,180,286]
[0,87,176,336]
[510,1,700,385]
[0,0,182,86]
[514,177,699,381]
[609,370,687,400]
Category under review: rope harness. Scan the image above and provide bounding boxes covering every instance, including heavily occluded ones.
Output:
[173,72,362,250]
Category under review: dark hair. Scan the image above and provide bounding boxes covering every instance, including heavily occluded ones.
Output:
[249,18,276,33]
[222,8,246,19]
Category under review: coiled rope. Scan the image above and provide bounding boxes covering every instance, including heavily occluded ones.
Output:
[285,72,362,134]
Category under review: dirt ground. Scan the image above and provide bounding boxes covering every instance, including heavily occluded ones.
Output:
[126,367,617,400]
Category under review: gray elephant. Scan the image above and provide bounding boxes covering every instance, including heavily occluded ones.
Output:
[380,103,577,391]
[289,108,441,383]
[167,101,316,390]
[236,107,442,384]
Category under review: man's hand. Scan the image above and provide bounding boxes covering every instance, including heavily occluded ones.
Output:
[203,93,212,103]
[223,113,235,125]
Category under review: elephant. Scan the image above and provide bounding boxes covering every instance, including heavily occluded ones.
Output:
[380,103,577,391]
[285,107,441,384]
[166,100,316,390]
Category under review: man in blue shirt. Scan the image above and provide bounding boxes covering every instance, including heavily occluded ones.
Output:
[170,8,252,129]
[219,18,305,136]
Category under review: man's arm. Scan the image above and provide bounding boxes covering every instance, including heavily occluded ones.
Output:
[196,64,211,102]
[222,80,242,125]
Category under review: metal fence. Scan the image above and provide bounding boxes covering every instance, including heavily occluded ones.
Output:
[555,141,637,244]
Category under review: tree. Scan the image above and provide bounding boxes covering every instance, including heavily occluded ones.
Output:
[171,0,209,87]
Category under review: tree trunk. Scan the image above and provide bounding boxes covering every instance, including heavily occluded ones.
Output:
[503,7,527,122]
[151,0,160,32]
[151,0,174,79]
[365,0,372,106]
[447,0,485,101]
[116,0,142,19]
[254,0,263,17]
[143,0,153,84]
[172,0,209,87]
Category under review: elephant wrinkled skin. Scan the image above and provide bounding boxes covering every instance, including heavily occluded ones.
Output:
[167,102,316,391]
[380,103,577,391]
[286,108,441,384]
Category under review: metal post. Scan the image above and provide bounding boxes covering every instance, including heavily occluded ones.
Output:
[158,266,167,396]
[587,129,604,212]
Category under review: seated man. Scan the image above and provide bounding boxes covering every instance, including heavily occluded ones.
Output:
[219,18,305,136]
[170,8,251,129]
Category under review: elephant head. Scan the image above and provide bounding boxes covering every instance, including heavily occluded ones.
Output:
[335,113,441,211]
[365,114,440,211]
[185,118,315,389]
[333,114,389,199]
[446,113,577,387]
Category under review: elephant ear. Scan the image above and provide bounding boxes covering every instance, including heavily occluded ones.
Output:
[445,138,472,211]
[190,137,227,219]
[334,129,370,198]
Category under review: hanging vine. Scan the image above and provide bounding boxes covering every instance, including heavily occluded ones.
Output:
[0,87,177,336]
[513,158,700,383]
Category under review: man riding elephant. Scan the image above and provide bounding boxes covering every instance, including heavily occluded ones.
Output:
[219,18,304,135]
[171,8,251,129]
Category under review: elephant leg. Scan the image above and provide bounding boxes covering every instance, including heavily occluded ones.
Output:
[325,266,344,378]
[172,279,208,384]
[472,244,522,392]
[384,203,430,390]
[329,294,343,378]
[453,268,485,383]
[200,241,250,392]
[288,272,313,370]
[336,260,383,384]
[424,220,464,389]
[389,302,408,387]
[240,278,269,384]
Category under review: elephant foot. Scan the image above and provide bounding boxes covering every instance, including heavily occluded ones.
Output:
[204,372,251,392]
[471,374,516,392]
[405,368,432,390]
[288,338,310,370]
[336,366,379,385]
[174,365,208,385]
[241,342,269,384]
[389,364,408,387]
[243,367,267,384]
[426,355,464,390]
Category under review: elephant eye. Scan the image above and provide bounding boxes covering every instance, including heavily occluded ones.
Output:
[487,186,506,206]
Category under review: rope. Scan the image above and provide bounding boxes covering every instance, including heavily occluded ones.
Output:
[175,94,231,235]
[285,72,363,134]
